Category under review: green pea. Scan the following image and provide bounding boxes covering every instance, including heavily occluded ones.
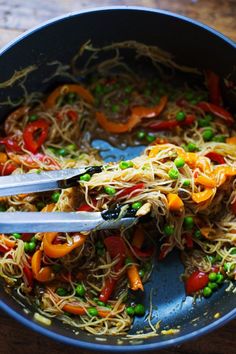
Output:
[146,134,156,143]
[202,128,214,141]
[29,114,38,122]
[184,216,194,229]
[212,135,226,143]
[97,248,105,256]
[111,104,119,113]
[176,111,186,122]
[138,269,145,278]
[24,242,30,252]
[67,92,77,104]
[57,148,69,157]
[208,282,218,291]
[183,179,191,187]
[0,204,6,212]
[104,186,116,196]
[52,264,62,272]
[75,284,85,297]
[95,84,104,95]
[194,229,202,239]
[208,272,217,281]
[131,201,143,210]
[79,173,91,182]
[163,224,174,236]
[168,168,179,179]
[28,241,36,252]
[12,233,21,239]
[119,161,133,170]
[224,262,235,273]
[93,297,99,303]
[198,118,211,128]
[123,98,129,105]
[134,304,145,316]
[66,143,77,152]
[205,114,213,122]
[97,300,105,306]
[206,255,216,264]
[190,99,198,105]
[36,201,45,210]
[174,157,185,168]
[203,286,212,298]
[216,273,224,284]
[215,254,223,262]
[124,85,133,93]
[187,142,197,152]
[185,91,194,100]
[51,191,60,203]
[56,287,67,296]
[137,131,146,140]
[88,307,98,317]
[125,257,132,266]
[126,306,135,316]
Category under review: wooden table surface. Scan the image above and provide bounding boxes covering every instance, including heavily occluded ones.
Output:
[0,1,235,353]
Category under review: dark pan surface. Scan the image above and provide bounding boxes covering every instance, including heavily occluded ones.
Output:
[0,7,236,351]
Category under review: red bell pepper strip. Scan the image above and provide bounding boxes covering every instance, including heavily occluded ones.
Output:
[205,152,225,164]
[67,110,78,122]
[205,70,222,106]
[23,119,49,154]
[149,114,195,131]
[0,162,17,176]
[185,270,209,295]
[116,183,145,199]
[184,233,193,249]
[0,244,10,253]
[0,136,22,152]
[197,101,234,125]
[99,236,126,302]
[132,245,153,258]
[76,199,97,212]
[23,265,33,288]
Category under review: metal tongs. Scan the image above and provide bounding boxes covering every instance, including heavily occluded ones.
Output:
[0,166,137,233]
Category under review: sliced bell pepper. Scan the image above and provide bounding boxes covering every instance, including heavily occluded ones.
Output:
[10,153,60,170]
[0,235,16,249]
[96,96,167,133]
[191,188,214,203]
[31,250,54,282]
[226,137,236,145]
[45,84,94,108]
[0,244,10,253]
[23,265,33,288]
[0,162,17,176]
[63,302,111,318]
[167,193,184,211]
[185,270,209,295]
[184,233,193,249]
[205,70,222,106]
[212,166,236,187]
[0,153,7,163]
[4,106,29,134]
[116,183,145,199]
[149,114,195,131]
[194,175,217,188]
[197,101,234,125]
[43,232,87,258]
[132,246,153,258]
[23,119,49,154]
[205,152,225,164]
[0,136,22,152]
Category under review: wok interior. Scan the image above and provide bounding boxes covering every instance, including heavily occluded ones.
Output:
[0,8,235,348]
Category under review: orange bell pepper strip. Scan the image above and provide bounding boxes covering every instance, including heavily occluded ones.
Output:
[41,203,55,212]
[96,96,167,133]
[226,137,236,145]
[195,175,217,188]
[45,84,94,108]
[126,232,144,291]
[31,250,54,282]
[132,226,145,249]
[191,188,215,203]
[167,193,184,211]
[63,302,112,318]
[43,232,87,258]
[212,166,236,187]
[0,153,7,164]
[0,235,16,249]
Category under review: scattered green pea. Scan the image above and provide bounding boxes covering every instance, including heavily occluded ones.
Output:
[208,282,218,291]
[67,92,77,104]
[168,168,179,180]
[125,257,133,266]
[131,201,143,210]
[56,287,67,296]
[215,254,223,262]
[212,135,226,143]
[51,191,60,203]
[146,134,156,143]
[36,201,45,210]
[124,85,133,93]
[202,128,214,141]
[66,143,77,152]
[123,98,129,105]
[88,307,98,317]
[104,186,116,196]
[187,142,197,152]
[12,233,21,239]
[137,131,146,140]
[198,118,211,128]
[203,286,212,298]
[163,224,174,236]
[138,269,145,278]
[194,229,202,239]
[24,242,30,252]
[29,114,38,122]
[95,84,104,95]
[216,273,224,284]
[126,306,135,316]
[28,241,36,252]
[184,216,194,229]
[224,262,235,273]
[176,111,186,122]
[185,91,194,100]
[134,304,145,316]
[174,156,185,168]
[75,284,86,297]
[208,272,217,282]
[111,104,119,113]
[119,161,133,170]
[183,179,191,187]
[79,173,91,182]
[97,301,105,307]
[57,148,69,157]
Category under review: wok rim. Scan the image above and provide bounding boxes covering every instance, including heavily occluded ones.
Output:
[0,5,235,351]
